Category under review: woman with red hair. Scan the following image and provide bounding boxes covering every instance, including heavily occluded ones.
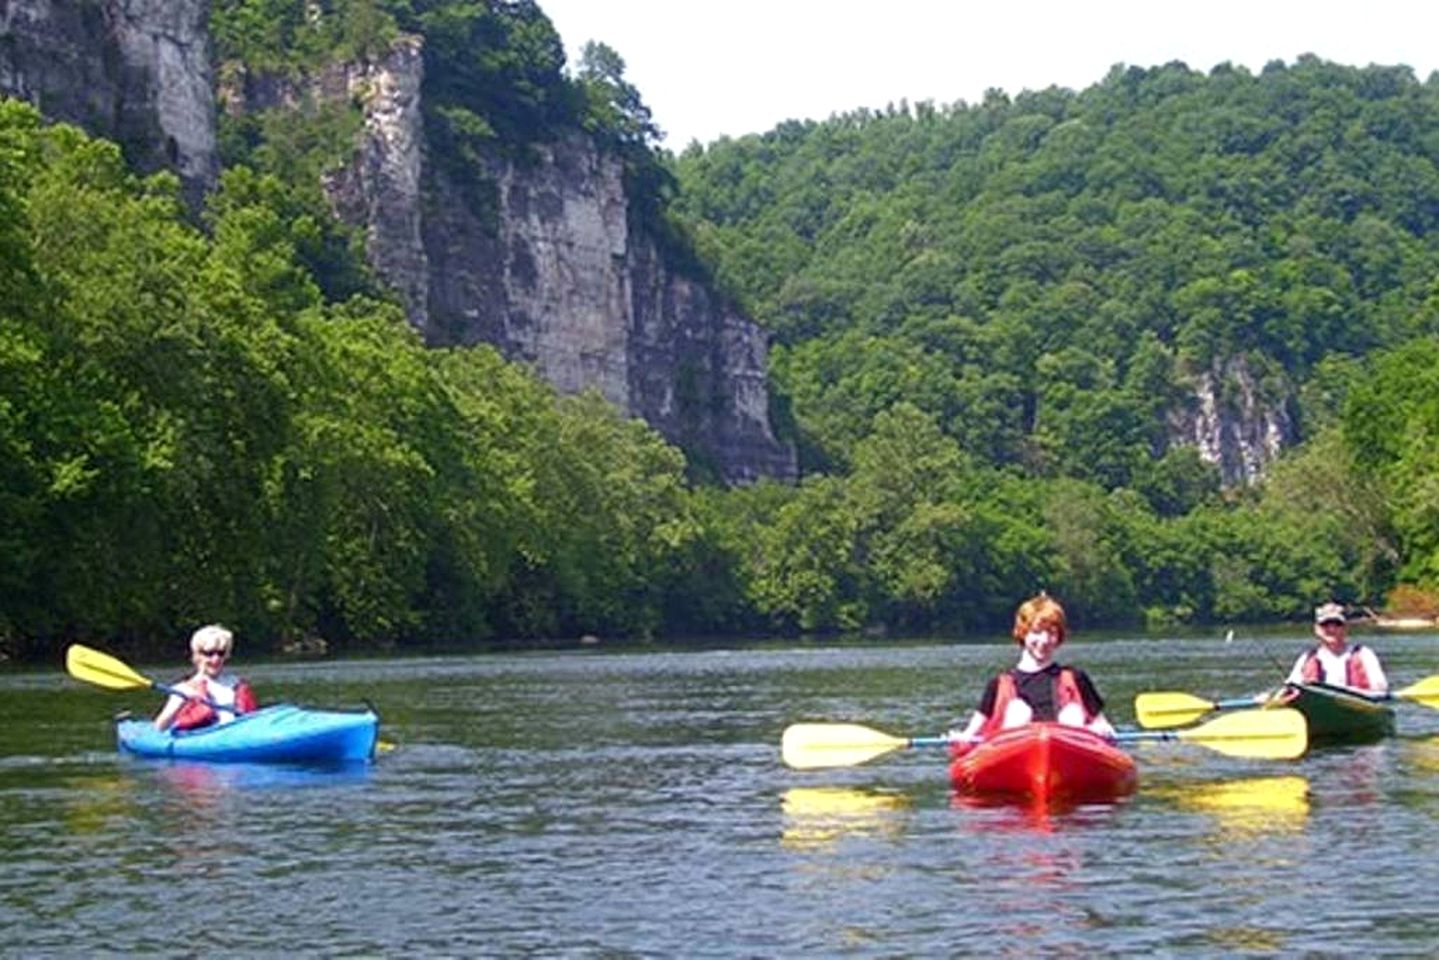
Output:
[950,593,1116,743]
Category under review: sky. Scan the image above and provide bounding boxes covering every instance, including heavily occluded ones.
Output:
[539,1,1439,151]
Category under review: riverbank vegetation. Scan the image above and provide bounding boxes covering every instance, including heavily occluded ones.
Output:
[4,4,1439,659]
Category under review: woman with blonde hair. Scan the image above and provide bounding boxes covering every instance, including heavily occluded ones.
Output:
[152,624,259,731]
[950,593,1115,743]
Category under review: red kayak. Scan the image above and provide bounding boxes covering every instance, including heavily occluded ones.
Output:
[949,723,1137,804]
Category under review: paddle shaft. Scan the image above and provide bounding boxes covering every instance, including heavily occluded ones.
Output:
[150,678,227,712]
[1116,729,1193,745]
[908,725,1297,755]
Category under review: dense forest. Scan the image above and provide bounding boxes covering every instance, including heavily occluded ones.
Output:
[3,1,1439,661]
[668,55,1439,631]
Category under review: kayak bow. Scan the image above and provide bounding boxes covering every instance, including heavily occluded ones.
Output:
[948,723,1138,804]
[1277,682,1395,746]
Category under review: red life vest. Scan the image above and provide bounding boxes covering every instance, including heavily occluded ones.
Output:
[1299,645,1374,689]
[172,677,258,731]
[979,667,1088,739]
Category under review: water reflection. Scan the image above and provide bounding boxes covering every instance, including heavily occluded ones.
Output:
[58,772,139,837]
[1156,775,1310,833]
[1322,744,1384,806]
[947,799,1129,953]
[1404,736,1439,776]
[949,792,1130,834]
[146,761,376,877]
[146,759,373,796]
[780,786,911,849]
[1395,738,1439,816]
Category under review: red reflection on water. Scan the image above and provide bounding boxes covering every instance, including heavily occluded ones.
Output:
[949,790,1127,834]
[950,792,1063,833]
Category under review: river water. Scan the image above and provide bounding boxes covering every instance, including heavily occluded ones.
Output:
[2,631,1437,956]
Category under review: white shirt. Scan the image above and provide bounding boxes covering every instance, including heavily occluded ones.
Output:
[1286,644,1389,693]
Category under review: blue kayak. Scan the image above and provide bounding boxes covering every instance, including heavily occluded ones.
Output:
[116,704,379,764]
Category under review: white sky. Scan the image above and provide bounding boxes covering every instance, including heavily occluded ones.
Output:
[541,1,1439,151]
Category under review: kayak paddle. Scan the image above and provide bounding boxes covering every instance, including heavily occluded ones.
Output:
[1138,674,1439,729]
[1115,707,1308,760]
[781,722,947,770]
[1387,674,1439,709]
[1134,690,1263,729]
[65,643,222,708]
[782,707,1308,769]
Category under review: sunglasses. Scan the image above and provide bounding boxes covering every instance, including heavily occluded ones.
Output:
[197,647,228,658]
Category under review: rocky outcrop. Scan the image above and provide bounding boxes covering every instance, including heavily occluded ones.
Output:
[0,0,216,206]
[1171,356,1293,486]
[3,5,793,483]
[218,37,432,336]
[423,136,796,483]
[222,39,795,484]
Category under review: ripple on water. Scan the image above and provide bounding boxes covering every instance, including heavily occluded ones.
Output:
[5,642,1439,953]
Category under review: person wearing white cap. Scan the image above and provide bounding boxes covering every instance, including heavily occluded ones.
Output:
[1282,602,1389,693]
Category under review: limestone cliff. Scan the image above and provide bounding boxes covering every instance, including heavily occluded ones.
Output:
[420,138,795,483]
[222,38,796,484]
[0,0,216,206]
[1170,356,1294,487]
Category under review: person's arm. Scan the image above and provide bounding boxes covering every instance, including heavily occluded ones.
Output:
[153,692,184,731]
[1283,651,1308,686]
[1361,648,1390,694]
[1087,711,1116,738]
[1073,670,1117,737]
[949,676,1000,741]
[950,711,987,742]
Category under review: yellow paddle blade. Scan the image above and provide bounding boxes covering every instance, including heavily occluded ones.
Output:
[1178,707,1308,760]
[65,644,154,691]
[1396,675,1439,708]
[781,723,910,770]
[1134,691,1219,729]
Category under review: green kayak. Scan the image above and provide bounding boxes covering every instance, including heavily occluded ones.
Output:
[1283,682,1395,746]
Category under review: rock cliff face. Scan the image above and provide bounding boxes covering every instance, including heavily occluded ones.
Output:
[421,139,794,483]
[0,0,216,206]
[223,39,796,484]
[1170,356,1293,487]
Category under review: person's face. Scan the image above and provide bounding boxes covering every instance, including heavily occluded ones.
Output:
[1023,623,1060,663]
[1316,619,1347,649]
[192,643,229,678]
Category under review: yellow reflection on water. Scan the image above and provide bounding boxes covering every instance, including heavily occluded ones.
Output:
[780,786,911,850]
[1405,736,1439,774]
[1205,926,1286,953]
[1159,775,1310,833]
[60,774,137,835]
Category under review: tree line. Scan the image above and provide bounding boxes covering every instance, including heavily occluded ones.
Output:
[4,8,1439,659]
